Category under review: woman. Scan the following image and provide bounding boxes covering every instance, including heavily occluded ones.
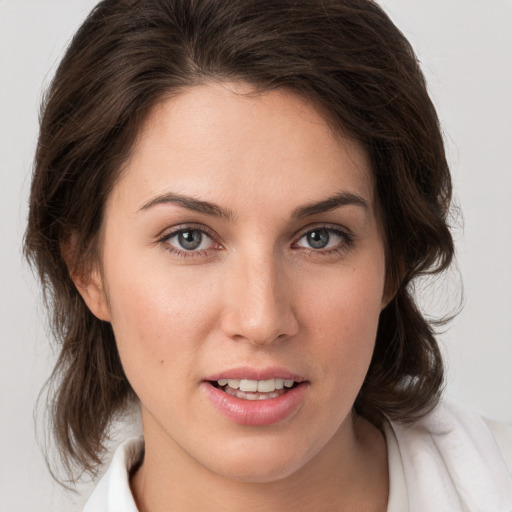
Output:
[24,0,512,510]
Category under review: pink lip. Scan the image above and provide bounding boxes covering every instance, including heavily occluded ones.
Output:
[202,367,308,426]
[204,366,306,382]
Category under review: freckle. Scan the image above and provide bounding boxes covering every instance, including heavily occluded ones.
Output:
[160,360,164,364]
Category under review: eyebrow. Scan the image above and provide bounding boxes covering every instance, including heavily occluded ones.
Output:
[139,192,235,220]
[138,190,368,220]
[291,191,369,219]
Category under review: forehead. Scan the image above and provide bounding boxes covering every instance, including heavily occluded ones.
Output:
[113,82,375,216]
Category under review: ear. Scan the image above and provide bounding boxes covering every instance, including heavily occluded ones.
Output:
[61,237,111,322]
[380,260,404,311]
[380,287,394,311]
[73,264,111,322]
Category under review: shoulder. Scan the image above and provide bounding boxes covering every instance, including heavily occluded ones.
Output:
[82,436,143,512]
[388,397,512,512]
[484,416,512,473]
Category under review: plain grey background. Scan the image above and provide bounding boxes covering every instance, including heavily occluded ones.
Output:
[1,1,511,510]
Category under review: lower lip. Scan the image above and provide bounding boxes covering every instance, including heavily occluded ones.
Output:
[203,382,308,426]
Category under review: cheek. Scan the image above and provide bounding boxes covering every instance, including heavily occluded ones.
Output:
[102,253,221,383]
[303,260,385,377]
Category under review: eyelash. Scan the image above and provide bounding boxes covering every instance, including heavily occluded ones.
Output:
[157,224,354,259]
[158,224,220,259]
[292,225,354,257]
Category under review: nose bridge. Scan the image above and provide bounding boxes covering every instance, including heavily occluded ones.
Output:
[221,248,297,344]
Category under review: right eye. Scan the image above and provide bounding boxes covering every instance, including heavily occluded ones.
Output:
[159,226,222,258]
[166,229,213,251]
[294,226,352,252]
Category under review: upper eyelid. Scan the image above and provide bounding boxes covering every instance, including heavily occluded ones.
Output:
[157,223,217,242]
[158,226,220,257]
[292,227,354,247]
[293,223,352,241]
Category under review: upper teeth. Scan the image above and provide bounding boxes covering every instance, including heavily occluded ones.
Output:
[217,378,295,392]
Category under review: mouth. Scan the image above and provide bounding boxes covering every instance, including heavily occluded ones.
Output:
[210,378,300,401]
[203,368,308,425]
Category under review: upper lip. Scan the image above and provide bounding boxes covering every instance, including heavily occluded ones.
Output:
[204,366,307,383]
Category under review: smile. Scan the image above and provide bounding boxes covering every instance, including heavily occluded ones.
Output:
[203,370,308,426]
[214,378,298,400]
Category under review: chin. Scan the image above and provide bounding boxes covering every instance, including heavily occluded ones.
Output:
[202,438,315,484]
[214,460,304,484]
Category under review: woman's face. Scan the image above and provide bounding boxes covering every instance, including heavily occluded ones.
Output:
[85,82,388,482]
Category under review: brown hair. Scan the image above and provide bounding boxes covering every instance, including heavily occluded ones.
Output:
[24,0,454,480]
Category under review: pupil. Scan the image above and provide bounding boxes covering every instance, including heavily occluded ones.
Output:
[307,229,329,249]
[178,230,202,250]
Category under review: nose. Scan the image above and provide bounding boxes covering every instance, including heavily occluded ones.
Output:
[220,252,299,346]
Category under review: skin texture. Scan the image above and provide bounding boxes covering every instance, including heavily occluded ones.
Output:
[78,83,389,511]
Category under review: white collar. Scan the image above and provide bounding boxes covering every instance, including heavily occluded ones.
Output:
[83,399,512,512]
[83,436,143,512]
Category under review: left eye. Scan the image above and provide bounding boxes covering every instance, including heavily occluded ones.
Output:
[295,228,346,250]
[165,229,214,251]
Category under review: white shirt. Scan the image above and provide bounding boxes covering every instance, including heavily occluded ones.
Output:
[83,398,512,512]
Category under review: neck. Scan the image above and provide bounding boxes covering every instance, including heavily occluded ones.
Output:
[131,412,388,512]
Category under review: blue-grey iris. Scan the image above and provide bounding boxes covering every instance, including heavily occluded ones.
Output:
[178,230,202,250]
[307,229,329,249]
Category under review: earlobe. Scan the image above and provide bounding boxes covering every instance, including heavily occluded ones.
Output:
[381,264,403,311]
[73,266,111,322]
[61,236,111,322]
[381,279,399,310]
[380,291,393,311]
